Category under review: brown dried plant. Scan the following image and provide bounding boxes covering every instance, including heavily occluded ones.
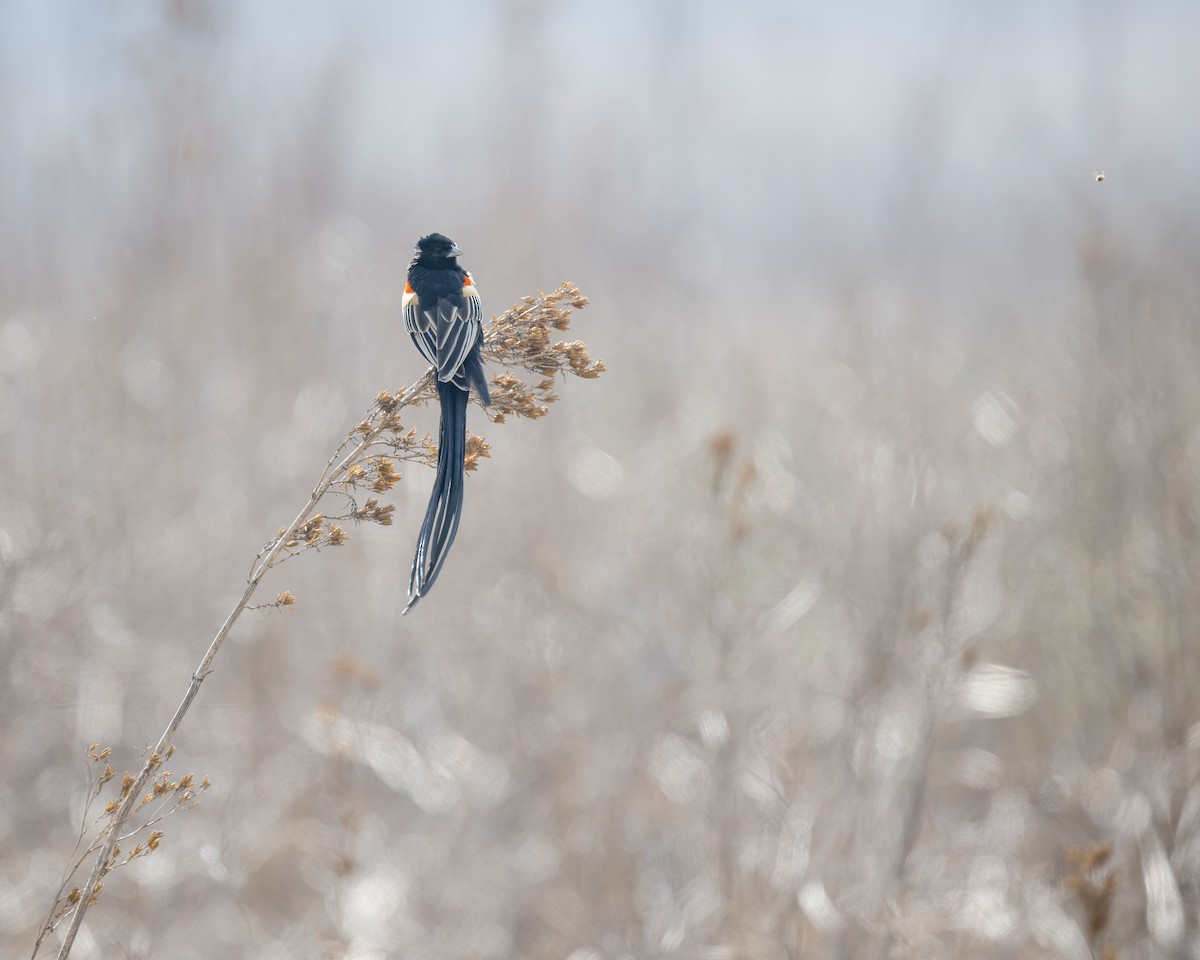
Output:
[31,743,210,956]
[38,283,600,960]
[1066,842,1118,958]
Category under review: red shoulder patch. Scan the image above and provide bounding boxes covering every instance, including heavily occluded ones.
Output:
[462,276,473,288]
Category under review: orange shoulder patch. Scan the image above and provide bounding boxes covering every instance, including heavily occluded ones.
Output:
[463,275,473,288]
[404,281,414,294]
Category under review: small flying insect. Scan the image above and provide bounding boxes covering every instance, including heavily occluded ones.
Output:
[1094,170,1105,182]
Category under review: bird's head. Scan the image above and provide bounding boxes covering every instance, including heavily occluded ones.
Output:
[414,233,463,263]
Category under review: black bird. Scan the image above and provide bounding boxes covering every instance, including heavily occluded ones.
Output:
[402,233,490,613]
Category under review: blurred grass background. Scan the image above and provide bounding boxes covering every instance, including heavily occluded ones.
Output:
[4,0,1200,957]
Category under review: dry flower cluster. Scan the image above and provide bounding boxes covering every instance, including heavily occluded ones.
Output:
[33,743,210,955]
[39,283,601,960]
[481,282,603,422]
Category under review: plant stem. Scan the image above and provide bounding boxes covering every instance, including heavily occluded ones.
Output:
[48,372,432,960]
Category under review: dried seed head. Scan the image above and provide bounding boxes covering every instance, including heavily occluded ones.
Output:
[372,458,403,492]
[481,282,604,391]
[464,435,492,473]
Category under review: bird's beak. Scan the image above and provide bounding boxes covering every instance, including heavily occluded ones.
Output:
[449,244,464,259]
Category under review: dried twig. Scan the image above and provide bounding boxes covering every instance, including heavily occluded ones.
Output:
[40,283,600,960]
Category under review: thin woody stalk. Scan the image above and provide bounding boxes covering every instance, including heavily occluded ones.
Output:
[38,282,601,960]
[50,373,433,960]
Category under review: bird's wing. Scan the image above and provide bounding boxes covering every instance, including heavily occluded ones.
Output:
[433,275,483,384]
[434,298,477,383]
[403,283,437,366]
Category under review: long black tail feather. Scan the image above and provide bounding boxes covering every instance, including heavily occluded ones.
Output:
[405,382,467,612]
